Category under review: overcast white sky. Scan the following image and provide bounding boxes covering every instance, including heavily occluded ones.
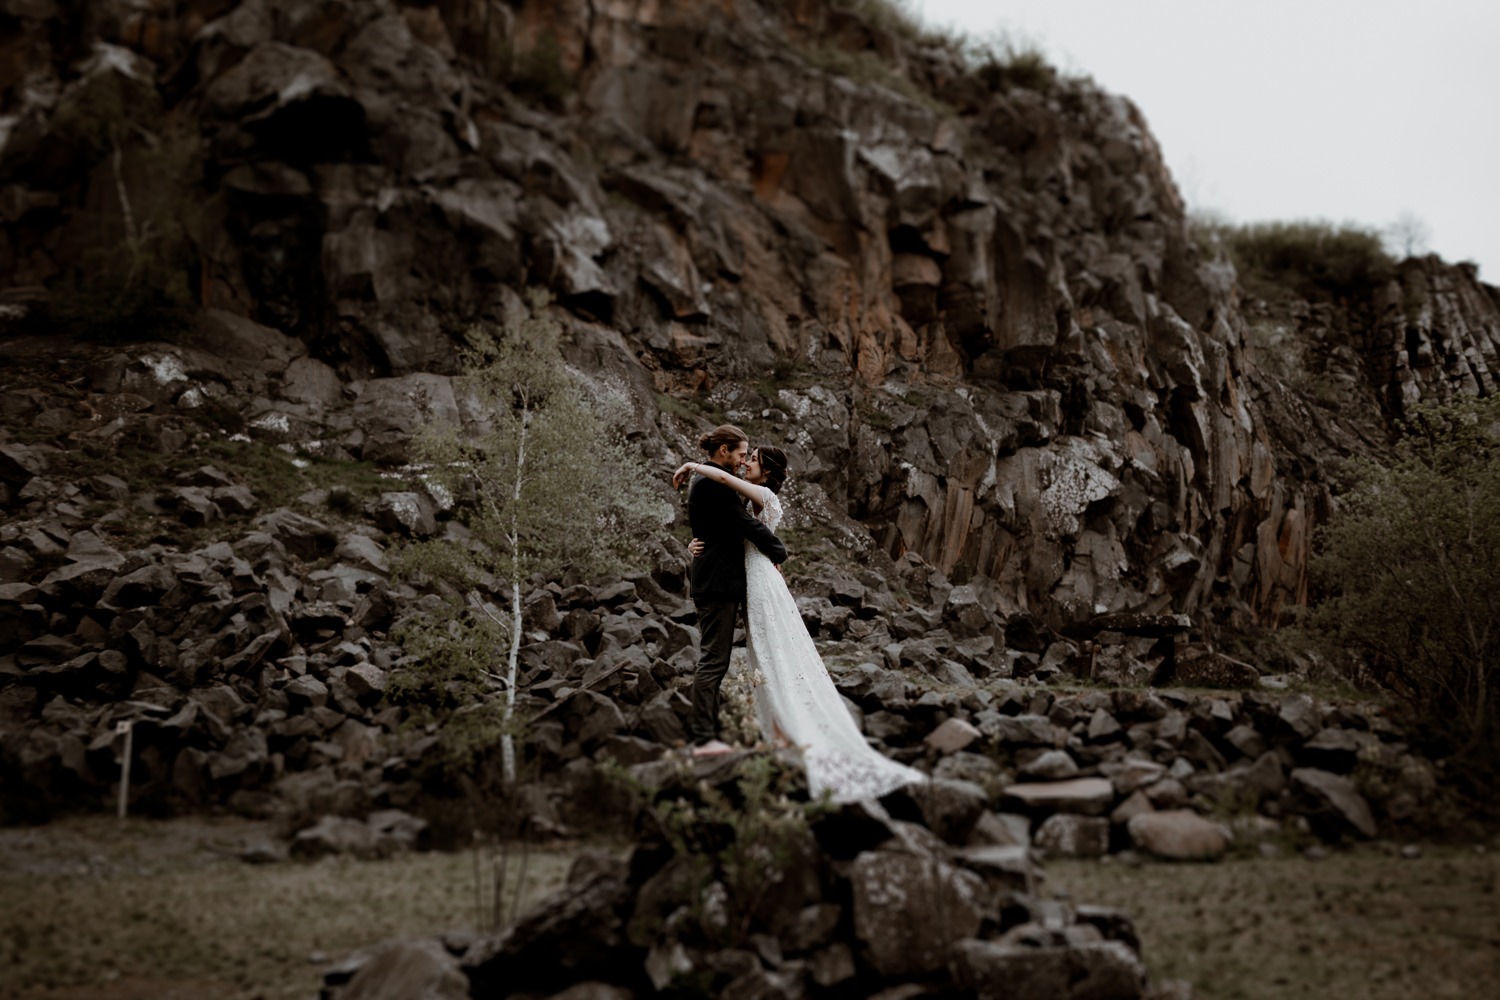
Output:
[914,0,1498,282]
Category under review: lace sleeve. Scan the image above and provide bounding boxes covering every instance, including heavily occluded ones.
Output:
[759,489,784,533]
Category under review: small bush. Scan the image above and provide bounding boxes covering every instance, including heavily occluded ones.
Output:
[1207,219,1394,303]
[604,754,829,951]
[972,39,1057,94]
[1305,395,1500,798]
[827,0,927,40]
[47,61,205,343]
[509,34,571,109]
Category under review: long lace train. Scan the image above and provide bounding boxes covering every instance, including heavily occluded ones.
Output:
[742,489,926,804]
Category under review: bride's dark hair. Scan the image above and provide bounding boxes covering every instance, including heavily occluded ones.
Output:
[755,446,789,494]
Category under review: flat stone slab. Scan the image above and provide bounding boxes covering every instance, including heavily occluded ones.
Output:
[1002,777,1115,815]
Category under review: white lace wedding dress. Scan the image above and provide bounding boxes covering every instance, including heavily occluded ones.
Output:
[743,487,927,803]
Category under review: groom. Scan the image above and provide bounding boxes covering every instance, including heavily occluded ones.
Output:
[683,424,787,755]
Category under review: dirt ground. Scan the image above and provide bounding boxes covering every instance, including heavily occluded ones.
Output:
[1050,843,1500,1000]
[1,815,1496,999]
[0,815,577,1000]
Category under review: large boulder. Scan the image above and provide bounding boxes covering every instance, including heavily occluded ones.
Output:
[1290,768,1377,839]
[1126,810,1231,861]
[850,849,987,977]
[331,937,469,1000]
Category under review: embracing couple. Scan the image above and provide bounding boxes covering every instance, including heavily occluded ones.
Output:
[672,424,924,804]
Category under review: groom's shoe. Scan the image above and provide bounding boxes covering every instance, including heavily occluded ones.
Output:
[691,739,734,757]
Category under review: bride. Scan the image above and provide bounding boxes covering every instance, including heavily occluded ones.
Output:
[672,447,926,804]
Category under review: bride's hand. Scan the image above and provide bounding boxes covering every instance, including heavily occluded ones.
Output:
[687,537,705,558]
[672,462,697,489]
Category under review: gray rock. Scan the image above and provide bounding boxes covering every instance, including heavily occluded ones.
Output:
[1110,790,1154,826]
[256,509,338,560]
[1143,777,1189,810]
[335,937,469,1000]
[1222,723,1268,759]
[38,531,124,596]
[286,675,330,709]
[0,443,44,485]
[884,778,987,845]
[1275,694,1321,743]
[850,849,986,976]
[1087,707,1124,741]
[292,815,380,860]
[985,713,1056,746]
[1034,814,1110,858]
[950,939,1146,999]
[1291,767,1377,839]
[1299,728,1363,772]
[344,662,388,702]
[1127,810,1230,861]
[1003,777,1115,815]
[374,492,438,538]
[1021,749,1080,781]
[932,751,1006,795]
[1104,758,1166,795]
[955,843,1041,893]
[924,717,982,754]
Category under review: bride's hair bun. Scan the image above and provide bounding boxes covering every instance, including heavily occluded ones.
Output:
[756,446,789,494]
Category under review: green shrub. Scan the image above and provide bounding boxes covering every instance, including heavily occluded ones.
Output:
[47,63,205,343]
[1305,396,1500,796]
[509,34,571,109]
[1209,219,1394,303]
[827,0,927,40]
[971,38,1057,94]
[603,755,829,951]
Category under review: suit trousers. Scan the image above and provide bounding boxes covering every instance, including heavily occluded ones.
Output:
[688,598,739,743]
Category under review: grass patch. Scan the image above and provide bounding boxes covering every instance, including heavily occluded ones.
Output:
[1050,845,1498,999]
[0,816,579,1000]
[799,44,947,111]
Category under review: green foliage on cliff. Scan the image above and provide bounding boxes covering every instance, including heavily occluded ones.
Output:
[48,66,206,343]
[1306,395,1500,793]
[969,36,1057,94]
[1196,217,1394,303]
[509,34,572,109]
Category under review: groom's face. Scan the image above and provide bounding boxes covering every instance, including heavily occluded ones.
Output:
[717,440,749,473]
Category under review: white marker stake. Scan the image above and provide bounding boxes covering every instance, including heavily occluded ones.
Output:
[116,720,133,820]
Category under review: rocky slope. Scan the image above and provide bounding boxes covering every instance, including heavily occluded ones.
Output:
[0,0,1493,830]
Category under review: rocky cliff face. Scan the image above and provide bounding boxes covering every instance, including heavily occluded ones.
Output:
[4,0,1499,636]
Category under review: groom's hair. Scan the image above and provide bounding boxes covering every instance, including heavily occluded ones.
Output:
[698,424,748,456]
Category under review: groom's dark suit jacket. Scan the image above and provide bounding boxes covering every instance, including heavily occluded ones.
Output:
[688,462,788,602]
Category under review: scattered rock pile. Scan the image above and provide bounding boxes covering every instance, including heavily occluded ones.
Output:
[0,390,1446,852]
[326,753,1166,1000]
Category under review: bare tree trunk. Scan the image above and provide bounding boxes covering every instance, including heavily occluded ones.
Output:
[500,406,530,785]
[112,139,141,284]
[502,573,521,784]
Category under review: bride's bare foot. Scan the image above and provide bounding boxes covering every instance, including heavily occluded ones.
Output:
[692,739,734,757]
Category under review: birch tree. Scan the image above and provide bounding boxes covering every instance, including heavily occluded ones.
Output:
[395,294,669,782]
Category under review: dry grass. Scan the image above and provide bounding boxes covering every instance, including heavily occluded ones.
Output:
[0,816,577,1000]
[4,816,1497,999]
[1049,845,1500,999]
